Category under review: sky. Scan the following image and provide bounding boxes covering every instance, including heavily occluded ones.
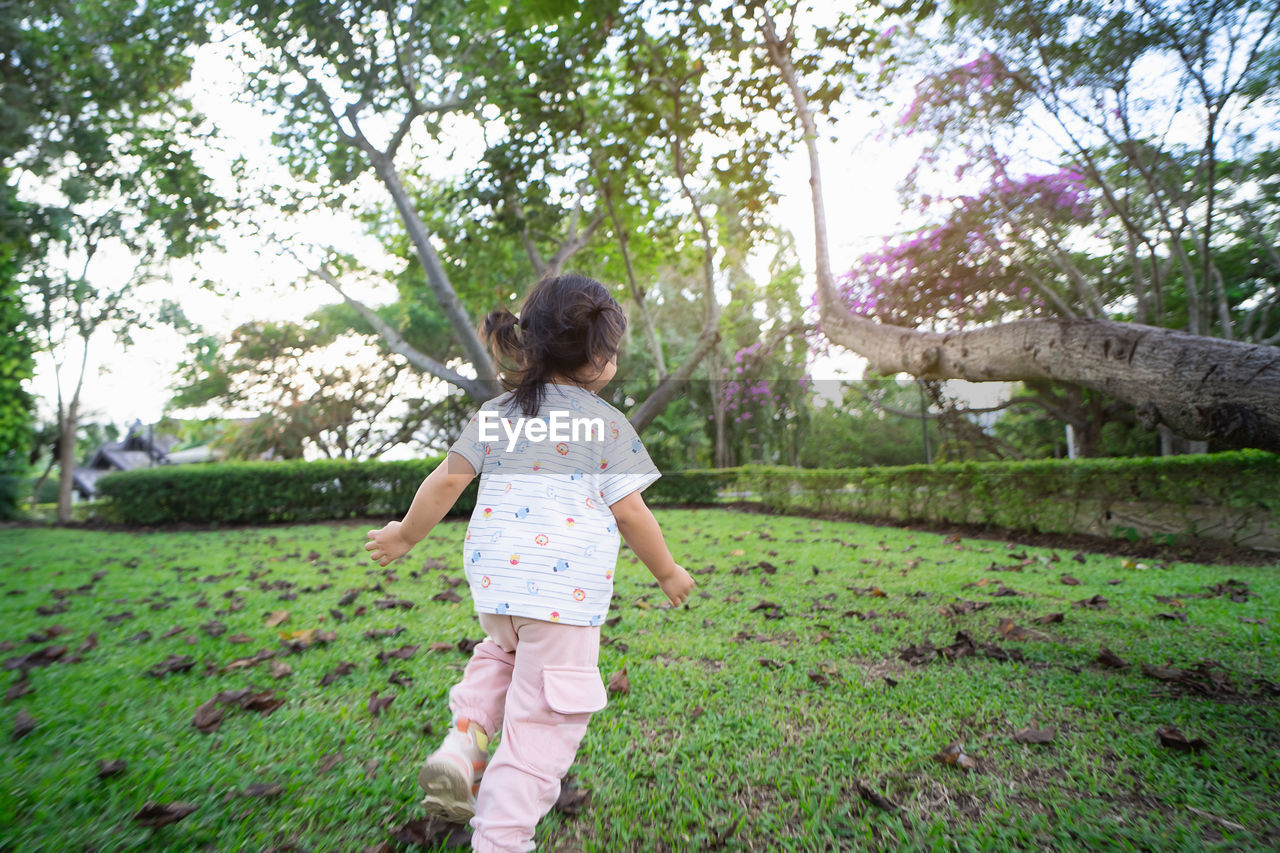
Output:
[25,29,956,433]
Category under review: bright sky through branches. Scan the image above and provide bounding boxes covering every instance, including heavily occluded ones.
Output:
[26,24,923,430]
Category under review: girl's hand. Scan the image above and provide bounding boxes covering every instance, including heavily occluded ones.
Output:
[658,564,696,607]
[366,521,413,567]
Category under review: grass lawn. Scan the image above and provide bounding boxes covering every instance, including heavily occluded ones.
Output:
[2,510,1278,851]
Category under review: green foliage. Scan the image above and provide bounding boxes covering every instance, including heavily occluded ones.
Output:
[0,455,24,521]
[797,382,938,468]
[6,0,228,520]
[640,397,713,471]
[677,451,1280,546]
[798,404,933,468]
[642,470,727,505]
[883,0,1280,344]
[169,317,455,460]
[98,454,733,524]
[0,244,35,456]
[98,451,1280,546]
[98,457,478,526]
[0,205,34,519]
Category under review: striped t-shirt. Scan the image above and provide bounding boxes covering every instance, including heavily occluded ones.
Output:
[447,384,661,627]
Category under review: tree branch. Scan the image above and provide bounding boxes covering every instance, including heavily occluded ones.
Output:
[759,6,1280,451]
[300,258,493,400]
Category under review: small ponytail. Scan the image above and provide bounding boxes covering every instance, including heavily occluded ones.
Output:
[481,308,521,366]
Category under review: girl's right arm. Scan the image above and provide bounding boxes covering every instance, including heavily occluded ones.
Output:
[366,454,477,566]
[609,491,695,606]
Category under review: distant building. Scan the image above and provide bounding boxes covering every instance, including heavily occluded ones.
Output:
[72,420,214,498]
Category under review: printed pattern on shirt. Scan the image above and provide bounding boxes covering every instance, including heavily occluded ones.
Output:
[448,384,660,627]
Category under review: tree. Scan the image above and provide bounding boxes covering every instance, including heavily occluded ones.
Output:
[757,1,1280,451]
[228,0,603,400]
[5,0,226,520]
[833,0,1280,453]
[0,207,35,518]
[170,311,462,460]
[230,0,808,432]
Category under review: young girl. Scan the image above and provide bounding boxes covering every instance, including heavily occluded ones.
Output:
[365,273,695,852]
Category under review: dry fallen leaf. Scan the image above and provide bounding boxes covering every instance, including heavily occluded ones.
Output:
[376,644,420,664]
[996,619,1030,640]
[607,668,630,695]
[1012,726,1057,744]
[13,708,36,740]
[264,610,290,628]
[388,817,469,847]
[6,678,33,701]
[146,653,196,678]
[1142,664,1185,681]
[320,661,356,686]
[933,741,979,771]
[243,782,283,798]
[554,776,592,816]
[97,759,127,779]
[279,628,316,648]
[1097,646,1129,668]
[240,690,285,714]
[368,691,396,717]
[133,801,199,828]
[192,699,224,734]
[1156,725,1207,752]
[855,780,898,812]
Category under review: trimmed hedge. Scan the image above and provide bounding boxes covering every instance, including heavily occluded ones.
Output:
[96,450,1279,548]
[702,450,1280,547]
[98,458,477,526]
[96,457,715,526]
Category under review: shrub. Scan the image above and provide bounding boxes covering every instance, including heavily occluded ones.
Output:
[98,458,477,526]
[100,455,737,525]
[644,470,734,505]
[717,451,1280,547]
[97,451,1279,549]
[0,452,24,521]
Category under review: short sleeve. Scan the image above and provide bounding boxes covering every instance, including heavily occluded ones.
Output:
[598,416,661,506]
[447,407,486,474]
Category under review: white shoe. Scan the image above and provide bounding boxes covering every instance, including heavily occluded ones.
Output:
[418,717,489,823]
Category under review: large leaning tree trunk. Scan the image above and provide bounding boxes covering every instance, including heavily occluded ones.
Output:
[759,14,1280,453]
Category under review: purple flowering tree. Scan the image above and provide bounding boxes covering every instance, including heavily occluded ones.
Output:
[758,1,1280,452]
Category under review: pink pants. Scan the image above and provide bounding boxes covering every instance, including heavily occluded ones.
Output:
[450,613,607,853]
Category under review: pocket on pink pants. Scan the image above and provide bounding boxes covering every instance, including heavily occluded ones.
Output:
[542,666,607,715]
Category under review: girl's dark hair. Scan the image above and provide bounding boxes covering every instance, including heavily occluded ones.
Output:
[481,273,627,417]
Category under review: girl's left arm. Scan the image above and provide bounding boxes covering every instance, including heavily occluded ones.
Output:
[366,454,477,566]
